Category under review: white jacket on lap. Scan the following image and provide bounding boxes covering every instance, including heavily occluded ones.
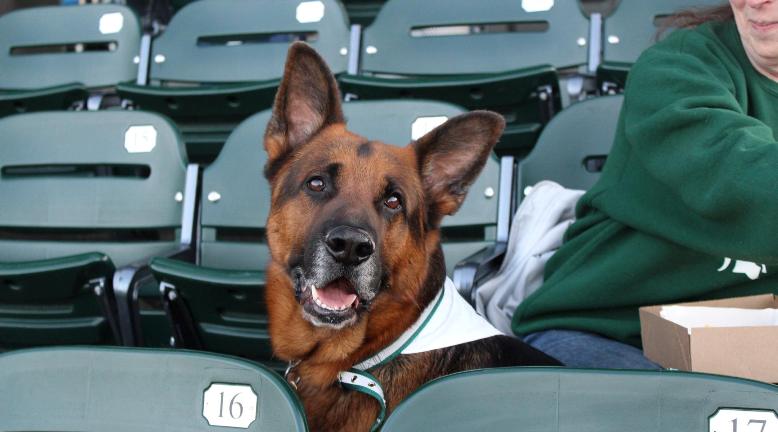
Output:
[474,181,584,334]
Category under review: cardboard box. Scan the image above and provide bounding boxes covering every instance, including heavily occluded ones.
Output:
[640,294,778,383]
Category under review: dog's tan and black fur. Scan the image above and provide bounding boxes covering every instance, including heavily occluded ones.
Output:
[264,42,559,432]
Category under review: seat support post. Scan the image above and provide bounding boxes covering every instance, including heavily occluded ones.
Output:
[588,13,603,74]
[496,156,514,243]
[136,34,152,86]
[180,164,200,247]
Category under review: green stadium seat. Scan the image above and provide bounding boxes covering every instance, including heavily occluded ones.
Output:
[148,99,505,363]
[455,95,622,299]
[0,4,141,116]
[598,0,723,93]
[516,94,622,198]
[150,109,274,364]
[382,367,778,431]
[338,0,590,156]
[0,110,193,349]
[0,346,308,431]
[117,0,351,163]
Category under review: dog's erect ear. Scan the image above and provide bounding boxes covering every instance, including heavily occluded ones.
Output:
[264,42,344,179]
[413,111,505,225]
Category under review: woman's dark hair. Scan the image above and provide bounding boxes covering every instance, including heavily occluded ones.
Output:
[657,4,733,39]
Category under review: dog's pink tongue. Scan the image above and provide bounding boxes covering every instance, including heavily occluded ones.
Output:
[319,279,357,308]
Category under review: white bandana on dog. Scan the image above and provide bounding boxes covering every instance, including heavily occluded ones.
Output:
[338,277,503,431]
[354,277,503,369]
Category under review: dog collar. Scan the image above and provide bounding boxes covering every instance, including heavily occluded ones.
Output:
[338,369,386,432]
[333,281,445,432]
[338,277,502,430]
[353,277,447,370]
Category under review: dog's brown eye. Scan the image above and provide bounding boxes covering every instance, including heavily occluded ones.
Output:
[307,177,325,192]
[384,194,402,210]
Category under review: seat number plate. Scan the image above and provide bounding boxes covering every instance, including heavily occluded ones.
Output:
[124,125,157,153]
[710,409,778,432]
[203,383,258,429]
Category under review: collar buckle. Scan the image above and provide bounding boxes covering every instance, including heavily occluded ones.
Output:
[285,360,301,390]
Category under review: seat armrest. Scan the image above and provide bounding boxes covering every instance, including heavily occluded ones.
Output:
[0,82,87,116]
[113,244,195,346]
[150,257,265,287]
[117,80,279,117]
[0,252,112,278]
[452,242,507,304]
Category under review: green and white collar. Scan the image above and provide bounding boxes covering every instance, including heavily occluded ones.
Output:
[338,277,502,431]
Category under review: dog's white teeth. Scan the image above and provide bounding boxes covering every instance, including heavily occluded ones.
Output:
[321,301,343,311]
[311,286,333,310]
[310,284,352,311]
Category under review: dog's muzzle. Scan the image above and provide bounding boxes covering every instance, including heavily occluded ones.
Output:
[292,225,381,329]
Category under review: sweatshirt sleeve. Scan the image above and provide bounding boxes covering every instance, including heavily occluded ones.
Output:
[608,30,778,264]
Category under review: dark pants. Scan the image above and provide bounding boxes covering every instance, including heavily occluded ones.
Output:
[523,329,661,369]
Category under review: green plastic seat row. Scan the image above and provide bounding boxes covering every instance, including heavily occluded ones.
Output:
[117,0,351,162]
[0,4,141,116]
[598,0,724,92]
[383,367,778,431]
[339,0,591,156]
[3,348,776,432]
[148,99,502,363]
[0,110,190,349]
[0,346,308,431]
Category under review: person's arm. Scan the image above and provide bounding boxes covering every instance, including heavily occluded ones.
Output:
[609,31,778,264]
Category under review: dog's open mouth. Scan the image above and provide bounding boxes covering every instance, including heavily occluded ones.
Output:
[311,278,360,311]
[300,277,361,328]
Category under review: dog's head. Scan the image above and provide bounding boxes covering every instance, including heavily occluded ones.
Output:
[264,42,504,332]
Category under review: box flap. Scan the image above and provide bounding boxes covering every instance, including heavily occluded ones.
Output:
[659,305,778,329]
[674,294,778,309]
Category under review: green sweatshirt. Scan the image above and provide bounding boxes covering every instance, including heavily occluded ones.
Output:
[513,20,778,348]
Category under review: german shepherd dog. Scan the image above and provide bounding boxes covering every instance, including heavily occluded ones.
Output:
[264,42,559,432]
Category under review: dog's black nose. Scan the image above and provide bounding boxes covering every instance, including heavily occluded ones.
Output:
[325,226,374,265]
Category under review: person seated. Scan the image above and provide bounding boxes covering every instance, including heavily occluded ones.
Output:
[513,0,778,369]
